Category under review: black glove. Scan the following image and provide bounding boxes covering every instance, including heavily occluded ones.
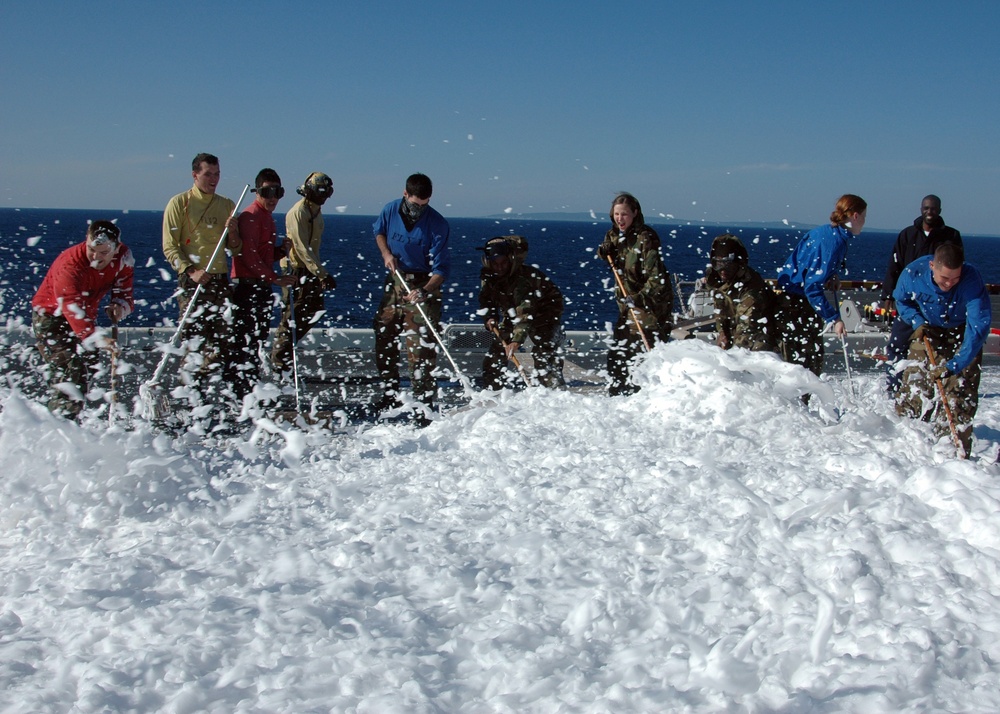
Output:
[597,243,612,260]
[321,274,337,291]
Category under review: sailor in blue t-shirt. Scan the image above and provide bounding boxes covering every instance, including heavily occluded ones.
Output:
[370,173,451,424]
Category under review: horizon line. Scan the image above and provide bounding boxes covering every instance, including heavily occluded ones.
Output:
[0,205,943,236]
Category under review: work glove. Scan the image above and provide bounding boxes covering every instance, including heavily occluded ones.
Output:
[96,335,121,357]
[104,304,126,323]
[927,362,950,382]
[597,243,612,260]
[910,324,926,344]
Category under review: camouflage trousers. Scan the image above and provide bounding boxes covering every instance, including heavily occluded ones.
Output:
[776,292,825,376]
[175,273,235,401]
[607,307,662,396]
[271,269,326,373]
[482,322,566,389]
[373,272,442,407]
[895,324,981,455]
[32,310,100,419]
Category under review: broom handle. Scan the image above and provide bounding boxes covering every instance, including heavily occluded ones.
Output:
[488,323,536,387]
[606,255,651,352]
[109,322,118,425]
[923,335,966,458]
[393,270,469,389]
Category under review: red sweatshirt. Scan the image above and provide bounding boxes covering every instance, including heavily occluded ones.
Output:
[232,201,283,281]
[31,242,135,340]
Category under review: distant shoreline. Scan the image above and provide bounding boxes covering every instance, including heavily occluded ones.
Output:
[0,206,872,235]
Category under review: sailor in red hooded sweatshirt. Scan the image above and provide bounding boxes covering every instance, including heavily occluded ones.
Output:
[31,220,135,418]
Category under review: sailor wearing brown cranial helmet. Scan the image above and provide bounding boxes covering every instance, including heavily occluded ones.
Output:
[271,171,338,375]
[476,235,565,390]
[706,233,778,354]
[708,233,749,283]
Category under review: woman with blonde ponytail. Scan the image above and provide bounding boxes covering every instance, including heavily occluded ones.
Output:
[776,194,867,376]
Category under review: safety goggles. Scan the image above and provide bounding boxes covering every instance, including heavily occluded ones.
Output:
[88,226,120,246]
[256,185,286,200]
[711,255,738,271]
[482,243,513,259]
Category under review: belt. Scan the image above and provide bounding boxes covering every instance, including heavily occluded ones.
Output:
[181,271,229,281]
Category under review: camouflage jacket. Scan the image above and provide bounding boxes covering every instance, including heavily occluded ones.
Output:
[599,224,673,323]
[706,263,778,352]
[478,264,564,345]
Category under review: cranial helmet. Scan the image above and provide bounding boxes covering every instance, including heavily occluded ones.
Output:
[297,172,334,204]
[477,236,531,273]
[709,233,749,265]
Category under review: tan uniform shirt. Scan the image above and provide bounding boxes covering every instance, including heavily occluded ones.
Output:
[282,198,328,279]
[162,186,240,275]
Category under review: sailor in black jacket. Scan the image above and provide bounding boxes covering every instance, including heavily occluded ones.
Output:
[882,195,962,305]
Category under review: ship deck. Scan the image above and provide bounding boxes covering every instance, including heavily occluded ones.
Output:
[4,313,1000,422]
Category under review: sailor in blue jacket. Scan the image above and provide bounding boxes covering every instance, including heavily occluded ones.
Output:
[370,173,451,423]
[892,242,990,455]
[776,194,867,375]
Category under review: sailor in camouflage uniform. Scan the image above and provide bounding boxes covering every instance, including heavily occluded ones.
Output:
[477,236,565,389]
[705,233,778,353]
[893,242,990,455]
[597,192,673,396]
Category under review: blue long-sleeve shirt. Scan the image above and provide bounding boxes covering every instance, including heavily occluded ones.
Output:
[893,255,991,373]
[373,199,451,279]
[776,223,850,323]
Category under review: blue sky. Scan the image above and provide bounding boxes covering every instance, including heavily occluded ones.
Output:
[2,1,999,233]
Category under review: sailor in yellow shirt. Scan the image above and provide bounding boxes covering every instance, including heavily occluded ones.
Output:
[270,172,337,373]
[162,152,242,407]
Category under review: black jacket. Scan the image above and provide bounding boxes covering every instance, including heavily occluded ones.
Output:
[882,218,962,300]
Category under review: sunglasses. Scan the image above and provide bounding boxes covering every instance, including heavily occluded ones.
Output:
[256,185,286,200]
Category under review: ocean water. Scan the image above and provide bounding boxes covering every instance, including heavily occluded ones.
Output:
[2,207,996,331]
